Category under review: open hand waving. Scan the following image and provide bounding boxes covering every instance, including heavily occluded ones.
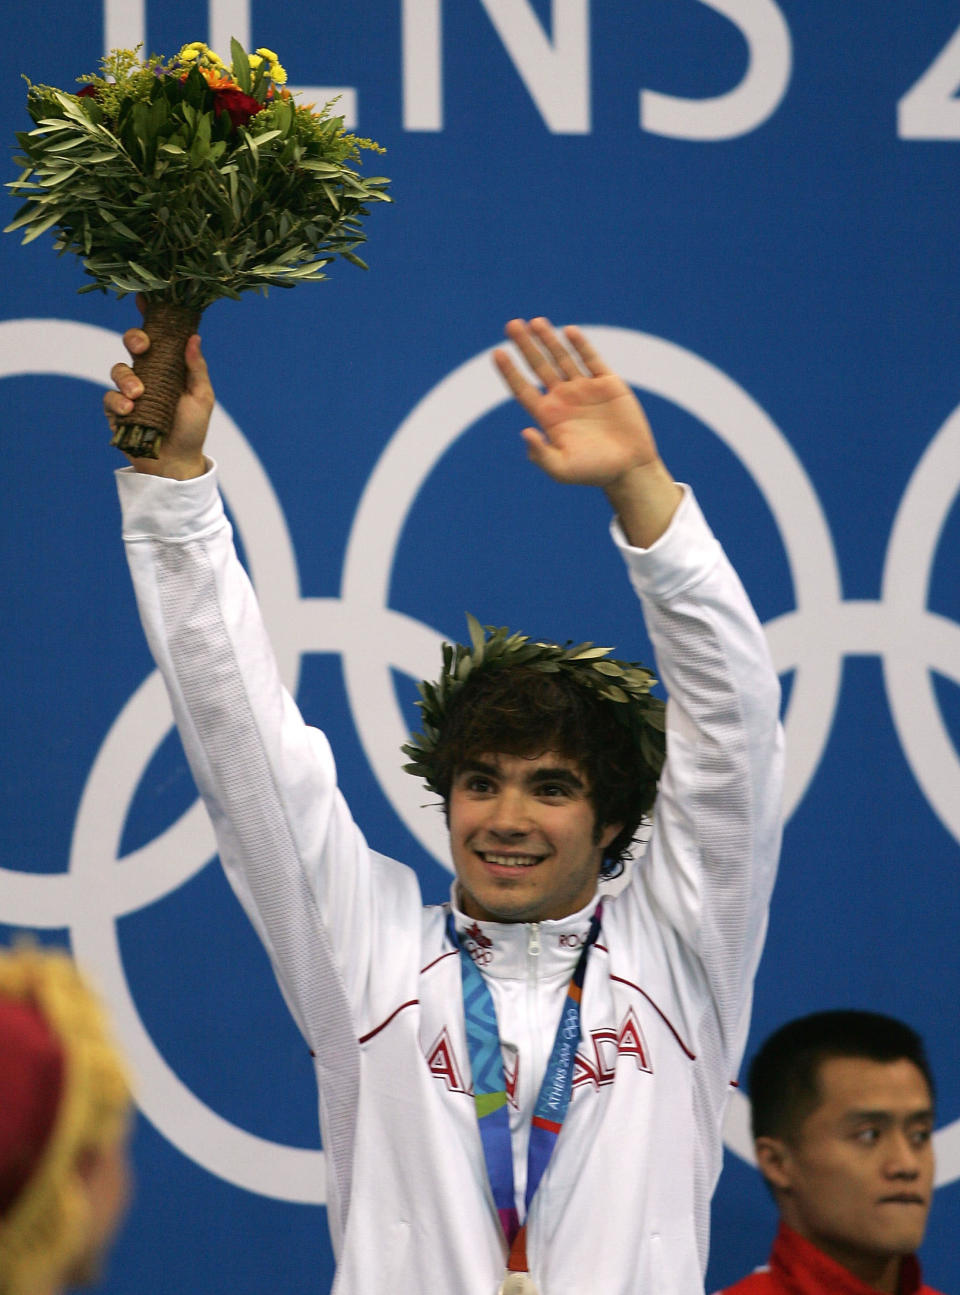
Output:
[494,317,682,547]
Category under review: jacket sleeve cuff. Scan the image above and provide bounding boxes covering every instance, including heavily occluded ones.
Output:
[609,484,723,602]
[115,458,225,542]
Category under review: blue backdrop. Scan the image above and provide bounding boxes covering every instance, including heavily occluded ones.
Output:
[2,2,959,1290]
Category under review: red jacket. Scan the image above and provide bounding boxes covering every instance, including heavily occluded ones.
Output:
[717,1223,945,1295]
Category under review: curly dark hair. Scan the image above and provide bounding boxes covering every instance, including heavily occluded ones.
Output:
[427,663,660,876]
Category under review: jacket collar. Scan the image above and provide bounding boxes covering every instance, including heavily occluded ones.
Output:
[771,1222,925,1295]
[448,884,599,981]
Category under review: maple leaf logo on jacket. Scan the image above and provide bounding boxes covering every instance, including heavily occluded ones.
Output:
[464,923,493,948]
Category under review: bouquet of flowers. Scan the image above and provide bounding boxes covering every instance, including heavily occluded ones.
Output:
[6,41,391,456]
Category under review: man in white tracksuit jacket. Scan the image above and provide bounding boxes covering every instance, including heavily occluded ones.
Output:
[106,316,784,1294]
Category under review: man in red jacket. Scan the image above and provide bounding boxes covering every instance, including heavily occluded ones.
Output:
[718,1011,944,1295]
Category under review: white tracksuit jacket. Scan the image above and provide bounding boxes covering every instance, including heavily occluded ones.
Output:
[118,465,784,1295]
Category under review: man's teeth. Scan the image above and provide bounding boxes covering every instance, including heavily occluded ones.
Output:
[481,853,541,868]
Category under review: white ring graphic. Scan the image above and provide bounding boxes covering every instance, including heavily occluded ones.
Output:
[337,327,841,862]
[1,319,958,1195]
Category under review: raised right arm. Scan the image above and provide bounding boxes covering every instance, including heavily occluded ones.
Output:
[107,326,424,1045]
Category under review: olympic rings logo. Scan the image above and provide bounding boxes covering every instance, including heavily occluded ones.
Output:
[0,318,958,1201]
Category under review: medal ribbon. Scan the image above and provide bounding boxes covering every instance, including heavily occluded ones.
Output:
[446,904,602,1273]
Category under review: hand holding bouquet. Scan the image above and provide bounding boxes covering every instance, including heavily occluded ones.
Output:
[6,41,391,456]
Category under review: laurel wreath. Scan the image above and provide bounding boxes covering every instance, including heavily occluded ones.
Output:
[401,612,666,792]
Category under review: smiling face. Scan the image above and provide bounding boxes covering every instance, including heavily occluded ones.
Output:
[756,1056,935,1291]
[447,751,620,923]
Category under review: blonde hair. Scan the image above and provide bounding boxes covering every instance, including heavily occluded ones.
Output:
[0,945,131,1295]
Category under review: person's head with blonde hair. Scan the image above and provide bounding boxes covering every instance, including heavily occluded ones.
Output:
[0,944,132,1295]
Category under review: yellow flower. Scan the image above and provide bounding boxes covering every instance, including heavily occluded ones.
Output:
[256,47,278,61]
[180,40,225,67]
[270,63,288,85]
[248,53,263,69]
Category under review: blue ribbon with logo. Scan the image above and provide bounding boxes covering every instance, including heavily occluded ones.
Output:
[445,904,602,1269]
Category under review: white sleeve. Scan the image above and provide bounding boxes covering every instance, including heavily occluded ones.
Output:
[612,485,784,1074]
[116,462,424,1046]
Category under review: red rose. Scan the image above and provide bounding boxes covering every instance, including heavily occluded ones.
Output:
[211,86,263,130]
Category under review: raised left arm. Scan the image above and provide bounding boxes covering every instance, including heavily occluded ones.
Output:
[493,316,683,548]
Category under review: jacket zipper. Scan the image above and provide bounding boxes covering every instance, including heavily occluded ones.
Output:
[517,920,543,1211]
[527,922,541,958]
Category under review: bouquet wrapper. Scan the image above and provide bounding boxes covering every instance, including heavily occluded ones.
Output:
[111,300,202,459]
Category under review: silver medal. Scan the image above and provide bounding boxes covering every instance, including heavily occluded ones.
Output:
[498,1273,540,1295]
